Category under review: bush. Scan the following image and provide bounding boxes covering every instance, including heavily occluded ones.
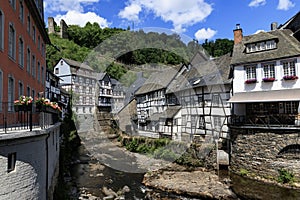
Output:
[240,168,248,176]
[278,168,295,184]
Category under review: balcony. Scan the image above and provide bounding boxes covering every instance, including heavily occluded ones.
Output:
[229,114,300,130]
[0,102,61,134]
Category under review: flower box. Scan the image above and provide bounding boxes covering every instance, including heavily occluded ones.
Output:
[245,79,257,84]
[283,75,298,80]
[262,77,275,82]
[14,103,32,112]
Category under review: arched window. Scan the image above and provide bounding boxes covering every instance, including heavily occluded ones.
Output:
[18,37,24,67]
[8,23,16,60]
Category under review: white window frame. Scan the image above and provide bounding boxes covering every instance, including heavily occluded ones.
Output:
[245,65,257,80]
[263,63,275,78]
[283,60,296,76]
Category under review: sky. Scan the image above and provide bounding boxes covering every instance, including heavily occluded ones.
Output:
[43,0,299,43]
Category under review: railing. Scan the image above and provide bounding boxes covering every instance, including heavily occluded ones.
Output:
[0,102,60,134]
[229,114,298,127]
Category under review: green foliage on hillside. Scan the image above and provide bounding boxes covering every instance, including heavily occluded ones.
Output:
[46,34,91,70]
[201,38,234,57]
[46,22,234,81]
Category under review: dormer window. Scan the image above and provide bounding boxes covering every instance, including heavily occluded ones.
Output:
[246,40,276,53]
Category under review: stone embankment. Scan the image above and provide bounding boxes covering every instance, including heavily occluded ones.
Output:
[143,163,237,200]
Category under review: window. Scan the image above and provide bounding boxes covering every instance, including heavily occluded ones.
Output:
[26,48,31,73]
[18,81,23,97]
[191,115,197,128]
[0,10,4,50]
[263,63,275,78]
[18,37,24,67]
[38,36,40,50]
[32,55,35,77]
[41,66,44,84]
[212,94,220,106]
[27,86,30,96]
[182,115,187,126]
[37,62,40,82]
[9,0,16,9]
[199,115,205,129]
[266,40,276,50]
[246,40,277,53]
[31,89,35,99]
[54,67,59,74]
[19,1,24,22]
[245,65,256,80]
[8,76,14,112]
[32,26,36,42]
[8,24,16,59]
[7,152,16,173]
[27,15,30,34]
[213,116,221,130]
[283,60,296,76]
[285,102,298,114]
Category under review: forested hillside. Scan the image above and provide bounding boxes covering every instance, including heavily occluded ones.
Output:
[46,22,233,81]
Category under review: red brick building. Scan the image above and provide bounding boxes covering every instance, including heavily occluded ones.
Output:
[0,0,50,111]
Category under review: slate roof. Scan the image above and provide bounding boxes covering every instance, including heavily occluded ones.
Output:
[135,66,181,95]
[167,53,232,93]
[150,106,181,121]
[62,58,94,72]
[231,29,300,65]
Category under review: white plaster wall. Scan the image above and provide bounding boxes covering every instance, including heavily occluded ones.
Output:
[233,58,300,94]
[54,60,72,85]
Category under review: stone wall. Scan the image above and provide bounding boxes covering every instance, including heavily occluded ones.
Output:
[230,129,300,180]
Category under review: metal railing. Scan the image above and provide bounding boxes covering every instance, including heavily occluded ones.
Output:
[229,114,298,127]
[0,102,60,134]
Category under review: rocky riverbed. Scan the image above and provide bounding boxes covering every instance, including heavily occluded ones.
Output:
[65,127,239,200]
[143,163,237,200]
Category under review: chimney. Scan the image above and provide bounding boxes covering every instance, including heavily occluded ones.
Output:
[233,24,243,44]
[271,22,278,30]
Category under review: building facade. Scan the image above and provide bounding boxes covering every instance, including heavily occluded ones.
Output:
[0,0,49,111]
[166,53,232,142]
[53,58,97,114]
[96,72,112,112]
[135,66,181,138]
[229,20,300,180]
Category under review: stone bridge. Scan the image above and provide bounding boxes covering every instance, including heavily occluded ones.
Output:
[230,129,300,181]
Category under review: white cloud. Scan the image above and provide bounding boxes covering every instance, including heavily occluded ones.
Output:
[54,10,110,28]
[119,0,213,33]
[44,0,100,13]
[277,0,295,10]
[248,0,266,7]
[118,4,142,22]
[194,28,217,41]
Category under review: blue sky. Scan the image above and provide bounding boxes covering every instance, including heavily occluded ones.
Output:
[44,0,299,43]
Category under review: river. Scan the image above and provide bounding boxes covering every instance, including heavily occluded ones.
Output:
[69,142,300,200]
